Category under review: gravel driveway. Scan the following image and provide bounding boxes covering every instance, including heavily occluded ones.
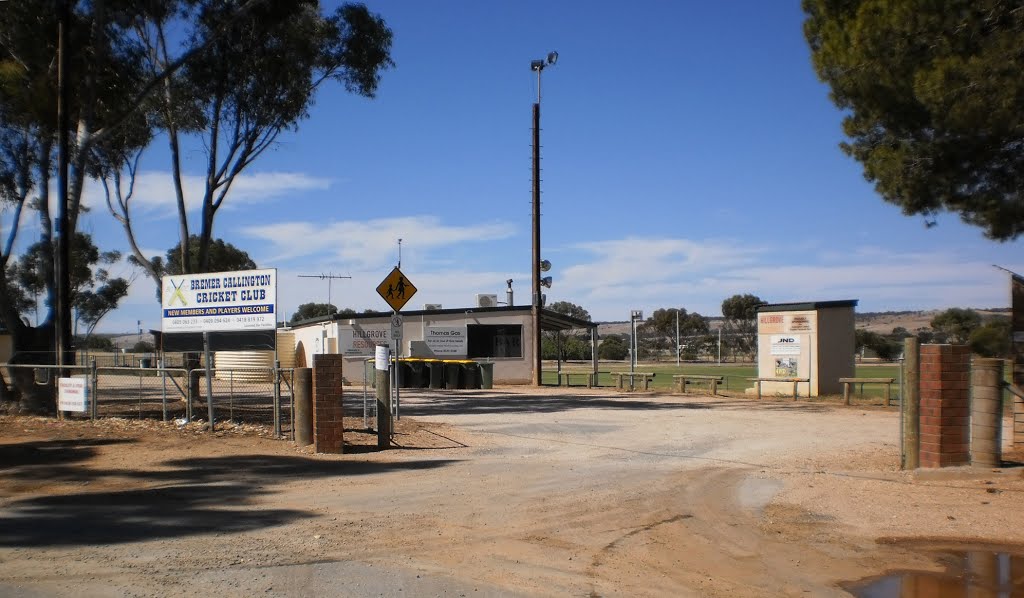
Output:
[1,386,1022,597]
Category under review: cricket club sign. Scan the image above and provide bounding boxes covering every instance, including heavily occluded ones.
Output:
[162,268,277,333]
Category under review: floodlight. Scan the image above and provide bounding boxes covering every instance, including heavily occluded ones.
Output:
[530,59,545,71]
[540,276,552,288]
[547,51,558,66]
[539,259,552,272]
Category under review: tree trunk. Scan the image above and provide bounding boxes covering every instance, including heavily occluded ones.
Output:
[6,323,58,415]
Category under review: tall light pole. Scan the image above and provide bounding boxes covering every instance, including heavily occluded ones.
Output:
[531,51,557,386]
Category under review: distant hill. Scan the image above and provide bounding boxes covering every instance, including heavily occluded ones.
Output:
[595,308,1011,337]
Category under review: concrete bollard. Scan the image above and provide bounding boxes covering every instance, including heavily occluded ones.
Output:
[971,358,1003,468]
[293,368,313,447]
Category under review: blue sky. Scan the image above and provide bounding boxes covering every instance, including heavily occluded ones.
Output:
[52,0,1024,332]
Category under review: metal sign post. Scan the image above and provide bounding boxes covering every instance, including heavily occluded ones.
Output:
[203,331,215,431]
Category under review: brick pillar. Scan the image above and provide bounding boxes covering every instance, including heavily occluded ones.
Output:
[919,345,970,468]
[312,354,344,454]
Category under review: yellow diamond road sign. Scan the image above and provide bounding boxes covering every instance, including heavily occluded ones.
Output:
[376,266,417,312]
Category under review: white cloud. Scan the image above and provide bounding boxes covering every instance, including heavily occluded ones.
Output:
[241,215,517,268]
[81,170,332,219]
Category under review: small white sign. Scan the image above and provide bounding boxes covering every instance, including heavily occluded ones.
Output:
[770,335,801,356]
[58,377,89,412]
[375,345,390,370]
[391,315,403,340]
[425,326,468,356]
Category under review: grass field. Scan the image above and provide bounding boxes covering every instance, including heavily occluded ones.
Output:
[542,361,903,398]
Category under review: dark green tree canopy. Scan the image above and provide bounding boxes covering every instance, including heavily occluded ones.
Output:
[546,301,591,322]
[158,236,257,277]
[930,308,983,344]
[803,0,1024,239]
[721,294,764,322]
[289,303,356,324]
[597,335,629,361]
[644,307,708,337]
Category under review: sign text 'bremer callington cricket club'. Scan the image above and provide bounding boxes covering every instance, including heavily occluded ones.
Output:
[162,269,277,333]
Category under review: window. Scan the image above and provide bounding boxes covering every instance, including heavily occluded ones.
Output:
[467,324,523,358]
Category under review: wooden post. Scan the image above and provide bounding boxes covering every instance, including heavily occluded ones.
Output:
[971,358,1003,468]
[843,382,850,406]
[792,379,798,400]
[902,338,920,469]
[376,365,391,449]
[884,382,891,408]
[293,368,313,446]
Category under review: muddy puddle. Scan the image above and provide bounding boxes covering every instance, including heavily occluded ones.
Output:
[846,550,1024,597]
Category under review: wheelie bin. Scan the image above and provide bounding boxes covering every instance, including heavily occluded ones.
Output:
[478,361,494,389]
[444,361,462,389]
[426,359,444,389]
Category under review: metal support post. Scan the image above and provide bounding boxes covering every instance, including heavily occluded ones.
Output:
[90,359,98,421]
[160,359,167,422]
[273,360,282,437]
[203,331,215,431]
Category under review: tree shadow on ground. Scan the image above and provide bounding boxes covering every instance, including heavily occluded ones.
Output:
[0,438,135,469]
[390,390,832,416]
[0,440,459,548]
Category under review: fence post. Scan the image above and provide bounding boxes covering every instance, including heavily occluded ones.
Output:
[902,338,920,470]
[187,369,194,421]
[160,359,167,422]
[90,359,98,421]
[971,357,1004,468]
[273,360,282,438]
[293,368,312,446]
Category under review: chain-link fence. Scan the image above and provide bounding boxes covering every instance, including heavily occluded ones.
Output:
[3,363,294,436]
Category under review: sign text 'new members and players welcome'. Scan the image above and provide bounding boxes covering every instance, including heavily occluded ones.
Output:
[162,268,277,333]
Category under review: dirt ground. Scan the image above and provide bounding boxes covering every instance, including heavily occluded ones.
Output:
[1,385,1023,597]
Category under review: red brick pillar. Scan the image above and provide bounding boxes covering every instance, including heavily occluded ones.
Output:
[312,354,344,454]
[919,345,970,468]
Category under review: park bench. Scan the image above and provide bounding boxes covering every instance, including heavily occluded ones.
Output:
[672,374,724,395]
[838,377,896,407]
[557,371,600,388]
[610,371,656,391]
[747,377,810,400]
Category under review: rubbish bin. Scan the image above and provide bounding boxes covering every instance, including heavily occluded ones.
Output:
[444,361,462,389]
[461,361,480,389]
[139,357,152,369]
[397,360,411,388]
[427,360,444,389]
[408,360,425,388]
[478,362,494,389]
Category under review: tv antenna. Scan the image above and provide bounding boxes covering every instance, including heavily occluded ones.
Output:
[297,272,351,308]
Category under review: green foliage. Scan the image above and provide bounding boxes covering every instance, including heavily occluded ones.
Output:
[7,233,129,337]
[930,308,982,344]
[76,335,114,351]
[132,340,155,353]
[157,236,257,277]
[597,335,629,360]
[721,294,764,359]
[803,0,1024,239]
[542,332,592,360]
[969,317,1011,357]
[290,303,352,324]
[643,307,709,337]
[856,329,901,361]
[546,301,591,322]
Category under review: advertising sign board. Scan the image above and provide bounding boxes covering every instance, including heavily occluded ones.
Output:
[162,268,277,333]
[425,326,468,356]
[770,334,801,356]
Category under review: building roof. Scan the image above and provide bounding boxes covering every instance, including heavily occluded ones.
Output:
[288,305,597,332]
[757,299,858,313]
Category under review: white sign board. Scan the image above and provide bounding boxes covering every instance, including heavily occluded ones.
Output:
[770,334,801,356]
[162,268,277,333]
[375,345,390,370]
[391,315,403,340]
[58,377,89,412]
[425,326,468,356]
[340,324,390,356]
